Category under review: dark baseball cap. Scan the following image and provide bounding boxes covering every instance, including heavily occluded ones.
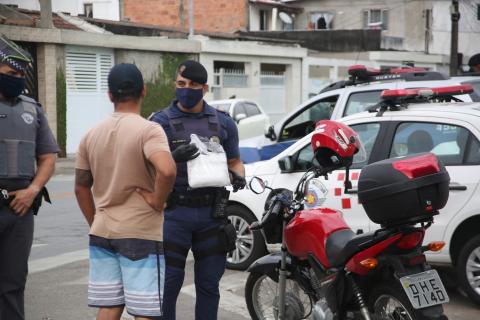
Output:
[0,34,32,73]
[108,63,144,96]
[177,60,207,84]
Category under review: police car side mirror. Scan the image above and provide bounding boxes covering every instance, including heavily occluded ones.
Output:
[278,156,294,173]
[265,125,277,141]
[234,113,247,123]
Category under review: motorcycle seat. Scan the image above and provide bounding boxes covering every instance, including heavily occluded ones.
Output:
[325,230,377,267]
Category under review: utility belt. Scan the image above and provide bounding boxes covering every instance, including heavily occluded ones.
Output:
[0,189,13,208]
[0,186,51,215]
[167,188,230,220]
[167,192,215,208]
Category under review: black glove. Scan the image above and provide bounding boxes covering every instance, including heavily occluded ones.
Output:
[172,143,199,163]
[229,169,246,192]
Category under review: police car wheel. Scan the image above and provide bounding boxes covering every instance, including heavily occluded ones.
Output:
[226,205,267,270]
[457,235,480,305]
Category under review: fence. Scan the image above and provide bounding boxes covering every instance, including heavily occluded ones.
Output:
[260,71,285,86]
[214,68,248,88]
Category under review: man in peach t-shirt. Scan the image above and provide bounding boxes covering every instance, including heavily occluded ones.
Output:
[74,63,176,320]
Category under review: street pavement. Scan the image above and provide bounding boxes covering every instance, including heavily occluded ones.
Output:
[24,175,480,319]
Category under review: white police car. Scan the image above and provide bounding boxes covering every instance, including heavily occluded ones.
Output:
[227,84,480,305]
[239,65,480,163]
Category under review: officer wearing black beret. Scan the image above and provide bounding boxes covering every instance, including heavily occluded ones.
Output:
[150,60,246,319]
[0,34,59,320]
[468,54,480,74]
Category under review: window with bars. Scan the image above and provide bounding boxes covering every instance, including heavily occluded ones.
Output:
[363,9,389,30]
[65,50,113,93]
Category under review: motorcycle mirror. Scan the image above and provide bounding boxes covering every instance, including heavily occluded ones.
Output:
[249,176,266,194]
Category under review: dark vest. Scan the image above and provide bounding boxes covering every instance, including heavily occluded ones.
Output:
[0,95,38,180]
[165,106,224,192]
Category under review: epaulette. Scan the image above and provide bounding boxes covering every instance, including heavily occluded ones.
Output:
[215,108,231,118]
[18,95,41,107]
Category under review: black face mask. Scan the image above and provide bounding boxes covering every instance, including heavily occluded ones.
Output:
[0,73,26,99]
[176,88,204,109]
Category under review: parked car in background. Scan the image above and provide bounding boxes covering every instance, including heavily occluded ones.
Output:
[209,99,269,140]
[227,84,480,305]
[239,66,480,164]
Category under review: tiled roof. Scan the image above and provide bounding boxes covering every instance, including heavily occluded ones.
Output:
[0,6,81,30]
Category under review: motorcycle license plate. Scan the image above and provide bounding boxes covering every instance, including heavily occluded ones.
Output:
[399,269,449,309]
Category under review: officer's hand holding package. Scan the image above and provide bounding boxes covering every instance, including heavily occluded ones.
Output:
[171,143,199,162]
[173,143,245,192]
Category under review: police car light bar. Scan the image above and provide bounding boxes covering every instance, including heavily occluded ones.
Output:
[348,65,381,77]
[381,84,474,99]
[389,67,428,74]
[348,65,428,78]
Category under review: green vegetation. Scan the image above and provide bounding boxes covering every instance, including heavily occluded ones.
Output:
[141,53,189,118]
[56,69,67,157]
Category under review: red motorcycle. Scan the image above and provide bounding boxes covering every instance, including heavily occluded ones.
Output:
[245,120,450,320]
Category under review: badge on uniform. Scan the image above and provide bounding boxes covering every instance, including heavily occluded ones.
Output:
[209,136,220,144]
[21,112,34,124]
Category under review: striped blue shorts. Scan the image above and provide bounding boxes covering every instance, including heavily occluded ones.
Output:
[88,235,165,318]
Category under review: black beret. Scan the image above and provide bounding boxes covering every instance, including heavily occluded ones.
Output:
[0,34,32,72]
[178,60,208,84]
[469,54,480,67]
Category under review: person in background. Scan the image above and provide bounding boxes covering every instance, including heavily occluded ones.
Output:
[468,54,480,74]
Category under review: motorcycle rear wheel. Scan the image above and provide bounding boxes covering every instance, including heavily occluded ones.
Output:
[245,272,311,320]
[368,281,446,320]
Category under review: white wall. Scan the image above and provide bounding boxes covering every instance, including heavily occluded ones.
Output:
[0,0,119,20]
[201,52,303,123]
[430,0,480,59]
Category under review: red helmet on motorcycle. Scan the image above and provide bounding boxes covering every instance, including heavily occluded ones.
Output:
[311,120,362,169]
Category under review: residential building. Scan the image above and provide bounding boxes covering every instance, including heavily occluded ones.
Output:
[285,0,480,59]
[0,0,120,20]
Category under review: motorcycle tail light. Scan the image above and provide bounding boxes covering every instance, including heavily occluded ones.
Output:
[397,231,424,250]
[425,241,446,252]
[359,258,378,270]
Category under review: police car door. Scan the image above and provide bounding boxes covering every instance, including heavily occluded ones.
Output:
[382,117,480,245]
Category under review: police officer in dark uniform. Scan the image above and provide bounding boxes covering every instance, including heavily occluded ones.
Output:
[0,35,59,320]
[150,60,246,320]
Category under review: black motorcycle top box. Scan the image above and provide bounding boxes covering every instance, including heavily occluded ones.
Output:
[358,153,450,227]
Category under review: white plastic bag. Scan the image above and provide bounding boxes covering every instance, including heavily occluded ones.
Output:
[187,134,230,188]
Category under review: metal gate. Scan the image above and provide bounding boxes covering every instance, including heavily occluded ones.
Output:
[65,46,114,153]
[260,72,286,121]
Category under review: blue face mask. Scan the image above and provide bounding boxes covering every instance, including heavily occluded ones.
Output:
[176,87,204,109]
[0,73,26,99]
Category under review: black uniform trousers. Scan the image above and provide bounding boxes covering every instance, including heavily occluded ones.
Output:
[0,206,34,320]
